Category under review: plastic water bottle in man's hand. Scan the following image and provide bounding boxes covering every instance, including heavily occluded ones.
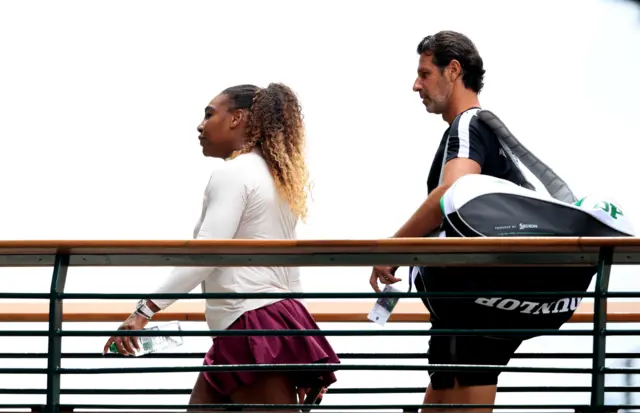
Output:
[368,284,401,326]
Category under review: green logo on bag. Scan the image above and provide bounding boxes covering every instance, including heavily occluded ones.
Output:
[575,197,623,220]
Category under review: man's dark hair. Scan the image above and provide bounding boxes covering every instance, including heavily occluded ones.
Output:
[417,31,486,93]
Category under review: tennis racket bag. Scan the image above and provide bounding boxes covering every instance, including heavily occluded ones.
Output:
[413,110,634,339]
[441,174,634,239]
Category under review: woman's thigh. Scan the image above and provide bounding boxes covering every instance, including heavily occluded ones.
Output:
[188,372,228,412]
[230,373,297,412]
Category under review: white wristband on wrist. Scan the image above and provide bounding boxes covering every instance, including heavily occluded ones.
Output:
[134,299,155,320]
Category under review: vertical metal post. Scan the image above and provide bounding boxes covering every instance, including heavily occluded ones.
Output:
[46,254,69,413]
[623,357,633,413]
[591,247,613,408]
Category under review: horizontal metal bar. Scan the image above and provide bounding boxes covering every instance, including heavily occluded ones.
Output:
[3,386,640,395]
[3,290,640,300]
[379,352,640,360]
[58,403,636,410]
[0,292,52,299]
[3,351,638,360]
[1,329,636,338]
[0,330,49,336]
[56,291,599,299]
[7,291,640,301]
[602,330,640,336]
[0,368,47,374]
[0,352,430,359]
[606,367,640,374]
[2,251,634,267]
[59,363,591,374]
[56,328,598,337]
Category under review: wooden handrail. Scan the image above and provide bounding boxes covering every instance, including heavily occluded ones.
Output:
[1,300,640,323]
[1,240,638,321]
[1,237,639,267]
[0,237,639,254]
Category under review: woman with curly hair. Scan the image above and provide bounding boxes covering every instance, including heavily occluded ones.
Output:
[104,83,340,409]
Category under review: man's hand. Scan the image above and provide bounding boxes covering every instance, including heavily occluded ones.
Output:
[369,265,401,293]
[103,312,150,356]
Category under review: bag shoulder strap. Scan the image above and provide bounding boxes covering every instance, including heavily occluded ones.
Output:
[475,109,577,204]
[436,109,576,204]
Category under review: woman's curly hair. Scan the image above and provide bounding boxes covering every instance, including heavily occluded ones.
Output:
[223,83,310,221]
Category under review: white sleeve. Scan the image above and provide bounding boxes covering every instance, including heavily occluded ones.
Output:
[150,169,248,310]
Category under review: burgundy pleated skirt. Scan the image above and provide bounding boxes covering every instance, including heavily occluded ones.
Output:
[202,298,340,396]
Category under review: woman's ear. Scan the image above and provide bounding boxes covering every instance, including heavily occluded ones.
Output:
[229,109,247,129]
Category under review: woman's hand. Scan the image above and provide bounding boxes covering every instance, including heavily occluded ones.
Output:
[297,386,327,404]
[103,312,150,356]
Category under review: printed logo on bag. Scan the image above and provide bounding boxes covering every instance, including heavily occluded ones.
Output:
[494,223,539,231]
[474,297,582,315]
[595,200,624,220]
[576,197,624,220]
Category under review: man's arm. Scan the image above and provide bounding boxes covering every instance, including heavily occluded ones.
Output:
[393,158,481,238]
[393,113,489,238]
[369,114,490,292]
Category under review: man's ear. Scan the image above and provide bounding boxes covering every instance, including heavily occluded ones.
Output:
[447,59,462,82]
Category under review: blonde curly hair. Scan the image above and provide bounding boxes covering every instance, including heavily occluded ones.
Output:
[224,83,310,221]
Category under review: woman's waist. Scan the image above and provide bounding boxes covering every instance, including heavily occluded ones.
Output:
[204,297,293,334]
[203,268,299,292]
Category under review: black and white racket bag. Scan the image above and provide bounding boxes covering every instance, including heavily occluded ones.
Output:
[412,110,634,337]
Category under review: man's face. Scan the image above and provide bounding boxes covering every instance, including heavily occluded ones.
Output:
[412,53,453,114]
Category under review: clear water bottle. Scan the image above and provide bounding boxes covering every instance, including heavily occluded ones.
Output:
[108,321,184,356]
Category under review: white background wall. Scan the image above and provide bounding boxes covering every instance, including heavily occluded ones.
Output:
[1,0,640,410]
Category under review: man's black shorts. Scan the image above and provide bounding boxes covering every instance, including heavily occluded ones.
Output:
[413,264,594,389]
[426,325,522,389]
[414,271,524,389]
[415,267,595,389]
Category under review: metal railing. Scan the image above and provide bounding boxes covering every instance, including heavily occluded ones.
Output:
[0,237,639,412]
